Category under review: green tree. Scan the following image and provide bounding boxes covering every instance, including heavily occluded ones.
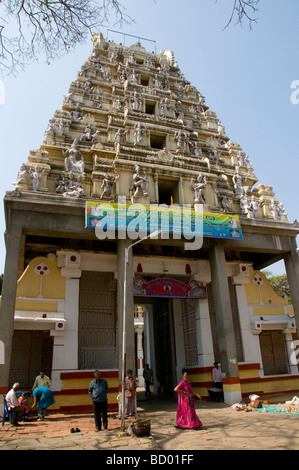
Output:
[262,270,292,304]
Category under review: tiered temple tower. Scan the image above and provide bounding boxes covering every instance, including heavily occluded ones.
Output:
[1,33,298,409]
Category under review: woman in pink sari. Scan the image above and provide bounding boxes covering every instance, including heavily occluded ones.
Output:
[174,372,203,429]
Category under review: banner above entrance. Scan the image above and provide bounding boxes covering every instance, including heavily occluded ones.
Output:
[86,201,243,240]
[133,277,207,299]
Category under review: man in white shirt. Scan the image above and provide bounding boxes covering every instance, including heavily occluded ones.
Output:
[32,369,51,390]
[212,362,223,389]
[5,383,24,426]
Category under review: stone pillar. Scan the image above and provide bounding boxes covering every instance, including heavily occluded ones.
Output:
[209,244,242,404]
[0,219,23,393]
[117,239,135,388]
[195,294,214,368]
[284,239,299,333]
[136,326,144,386]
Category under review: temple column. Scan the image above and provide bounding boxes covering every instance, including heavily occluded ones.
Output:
[0,217,23,393]
[284,239,299,334]
[117,239,135,389]
[209,244,242,404]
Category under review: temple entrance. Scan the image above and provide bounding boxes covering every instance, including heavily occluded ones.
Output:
[9,330,53,390]
[135,298,176,396]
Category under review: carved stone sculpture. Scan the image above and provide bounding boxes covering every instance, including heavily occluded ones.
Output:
[115,128,128,145]
[100,174,119,199]
[269,199,278,219]
[277,202,287,217]
[233,167,247,195]
[14,163,27,186]
[215,190,231,213]
[191,173,207,204]
[250,196,260,218]
[79,125,100,143]
[29,165,45,191]
[130,165,149,198]
[134,122,146,145]
[62,138,85,173]
[69,104,83,123]
[131,91,141,111]
[174,130,188,152]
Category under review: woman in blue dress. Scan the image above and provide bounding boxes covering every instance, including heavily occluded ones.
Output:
[30,386,55,421]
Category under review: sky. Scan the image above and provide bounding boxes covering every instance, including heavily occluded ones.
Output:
[0,0,298,276]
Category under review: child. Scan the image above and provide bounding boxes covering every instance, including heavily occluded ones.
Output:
[18,392,31,414]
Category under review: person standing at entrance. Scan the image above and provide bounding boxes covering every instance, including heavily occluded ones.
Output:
[143,364,153,397]
[125,369,137,417]
[32,369,51,390]
[212,362,223,389]
[88,370,108,431]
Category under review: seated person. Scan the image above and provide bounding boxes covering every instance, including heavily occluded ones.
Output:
[18,392,31,415]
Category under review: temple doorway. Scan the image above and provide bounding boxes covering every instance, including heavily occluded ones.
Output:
[135,298,176,396]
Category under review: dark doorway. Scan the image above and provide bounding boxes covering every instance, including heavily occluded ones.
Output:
[9,330,53,389]
[153,298,175,396]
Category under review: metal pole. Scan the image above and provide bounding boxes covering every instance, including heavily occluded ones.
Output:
[121,247,128,432]
[120,231,160,432]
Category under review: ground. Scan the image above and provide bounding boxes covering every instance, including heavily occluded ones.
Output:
[1,392,298,451]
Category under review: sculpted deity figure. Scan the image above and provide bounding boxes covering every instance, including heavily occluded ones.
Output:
[250,196,260,218]
[84,80,94,94]
[240,195,251,216]
[69,104,83,123]
[233,167,247,195]
[115,128,128,144]
[174,130,188,152]
[174,100,184,121]
[161,98,171,116]
[189,141,201,158]
[63,173,85,198]
[215,189,231,213]
[62,138,85,173]
[29,165,45,191]
[134,122,146,145]
[131,91,141,111]
[131,69,139,83]
[130,165,149,198]
[100,174,119,199]
[79,125,100,143]
[269,199,278,220]
[14,163,27,185]
[277,202,287,217]
[114,96,123,111]
[154,75,161,88]
[191,173,207,204]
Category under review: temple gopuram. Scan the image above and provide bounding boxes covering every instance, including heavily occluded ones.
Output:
[0,32,298,412]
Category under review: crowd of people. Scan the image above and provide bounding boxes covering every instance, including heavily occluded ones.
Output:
[5,362,222,432]
[5,369,55,427]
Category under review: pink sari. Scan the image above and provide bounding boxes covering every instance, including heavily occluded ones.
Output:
[176,380,202,429]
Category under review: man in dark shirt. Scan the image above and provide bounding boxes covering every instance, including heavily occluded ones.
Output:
[88,370,108,431]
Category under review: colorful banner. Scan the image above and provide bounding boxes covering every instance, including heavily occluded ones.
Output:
[133,277,207,299]
[85,201,243,240]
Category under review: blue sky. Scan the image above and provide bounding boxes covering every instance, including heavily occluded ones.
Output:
[0,0,298,275]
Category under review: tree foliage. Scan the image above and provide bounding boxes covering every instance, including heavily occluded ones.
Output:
[0,0,260,76]
[262,270,292,304]
[223,0,260,30]
[0,0,132,75]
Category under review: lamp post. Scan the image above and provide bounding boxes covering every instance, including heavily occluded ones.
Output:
[120,230,160,432]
